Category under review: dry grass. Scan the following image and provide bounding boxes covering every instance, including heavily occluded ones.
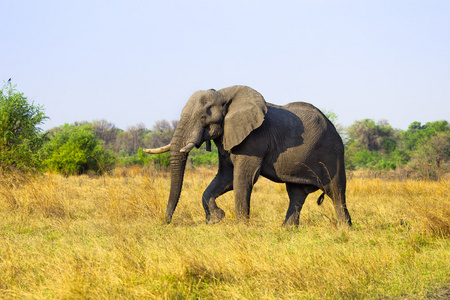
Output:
[0,167,449,299]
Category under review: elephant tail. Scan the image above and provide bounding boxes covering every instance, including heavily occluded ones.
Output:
[317,192,325,205]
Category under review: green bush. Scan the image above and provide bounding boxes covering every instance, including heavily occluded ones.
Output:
[188,143,219,167]
[41,124,115,175]
[192,151,218,166]
[147,151,171,168]
[116,148,164,167]
[0,82,48,171]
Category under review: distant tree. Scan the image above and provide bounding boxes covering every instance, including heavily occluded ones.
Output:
[153,119,172,132]
[91,119,119,148]
[347,119,378,151]
[346,119,396,153]
[0,81,48,171]
[345,119,401,170]
[401,121,450,152]
[115,123,148,156]
[171,120,179,130]
[321,109,338,124]
[408,121,422,132]
[411,131,450,180]
[73,121,91,127]
[145,119,177,148]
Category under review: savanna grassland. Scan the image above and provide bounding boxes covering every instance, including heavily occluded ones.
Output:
[1,167,449,299]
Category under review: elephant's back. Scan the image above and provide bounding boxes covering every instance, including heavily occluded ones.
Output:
[268,102,332,136]
[281,102,326,122]
[266,101,343,154]
[260,102,344,184]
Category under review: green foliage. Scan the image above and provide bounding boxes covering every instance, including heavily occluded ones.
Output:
[147,151,171,168]
[192,151,218,166]
[346,149,395,171]
[41,124,115,175]
[131,143,218,169]
[346,119,396,153]
[401,121,450,152]
[121,149,171,168]
[345,118,450,176]
[396,121,450,179]
[410,131,450,179]
[189,143,219,167]
[0,82,48,171]
[345,119,400,170]
[321,109,338,124]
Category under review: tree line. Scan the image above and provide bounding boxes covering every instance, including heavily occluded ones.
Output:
[345,119,450,179]
[1,82,449,179]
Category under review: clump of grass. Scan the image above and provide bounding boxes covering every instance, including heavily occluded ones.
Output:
[404,181,450,237]
[0,172,69,218]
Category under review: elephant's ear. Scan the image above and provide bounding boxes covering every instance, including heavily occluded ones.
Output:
[220,86,268,151]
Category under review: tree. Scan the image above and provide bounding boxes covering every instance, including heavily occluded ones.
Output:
[91,119,120,148]
[115,123,148,156]
[347,119,379,151]
[41,124,115,175]
[0,81,48,171]
[145,119,177,148]
[345,119,401,170]
[402,121,450,152]
[411,131,450,180]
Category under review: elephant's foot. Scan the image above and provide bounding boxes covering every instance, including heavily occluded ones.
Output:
[335,207,352,227]
[207,208,225,224]
[283,212,300,227]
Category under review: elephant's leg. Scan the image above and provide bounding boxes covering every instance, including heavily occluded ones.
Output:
[232,156,262,220]
[333,193,352,226]
[283,183,308,226]
[325,181,352,226]
[202,174,233,224]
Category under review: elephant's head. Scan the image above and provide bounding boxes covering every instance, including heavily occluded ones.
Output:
[144,85,268,223]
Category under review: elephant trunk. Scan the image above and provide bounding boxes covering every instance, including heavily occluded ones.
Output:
[165,119,191,224]
[165,149,188,223]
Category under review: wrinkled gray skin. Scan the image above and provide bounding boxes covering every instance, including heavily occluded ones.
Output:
[163,85,351,226]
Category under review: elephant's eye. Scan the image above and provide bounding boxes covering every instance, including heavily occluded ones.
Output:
[205,106,212,116]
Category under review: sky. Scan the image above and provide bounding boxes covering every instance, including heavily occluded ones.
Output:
[2,0,449,131]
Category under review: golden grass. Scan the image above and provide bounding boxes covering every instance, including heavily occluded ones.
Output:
[1,167,449,299]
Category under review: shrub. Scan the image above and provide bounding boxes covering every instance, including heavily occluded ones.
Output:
[0,82,48,171]
[41,124,115,175]
[192,151,218,166]
[147,151,171,168]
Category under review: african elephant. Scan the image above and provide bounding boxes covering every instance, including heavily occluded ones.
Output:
[145,85,352,226]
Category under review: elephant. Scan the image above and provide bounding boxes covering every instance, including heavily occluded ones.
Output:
[144,85,352,226]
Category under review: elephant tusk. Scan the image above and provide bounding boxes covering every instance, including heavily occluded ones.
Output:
[180,142,195,153]
[143,144,171,154]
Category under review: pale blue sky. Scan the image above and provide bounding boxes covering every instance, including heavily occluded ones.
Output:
[2,0,449,131]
